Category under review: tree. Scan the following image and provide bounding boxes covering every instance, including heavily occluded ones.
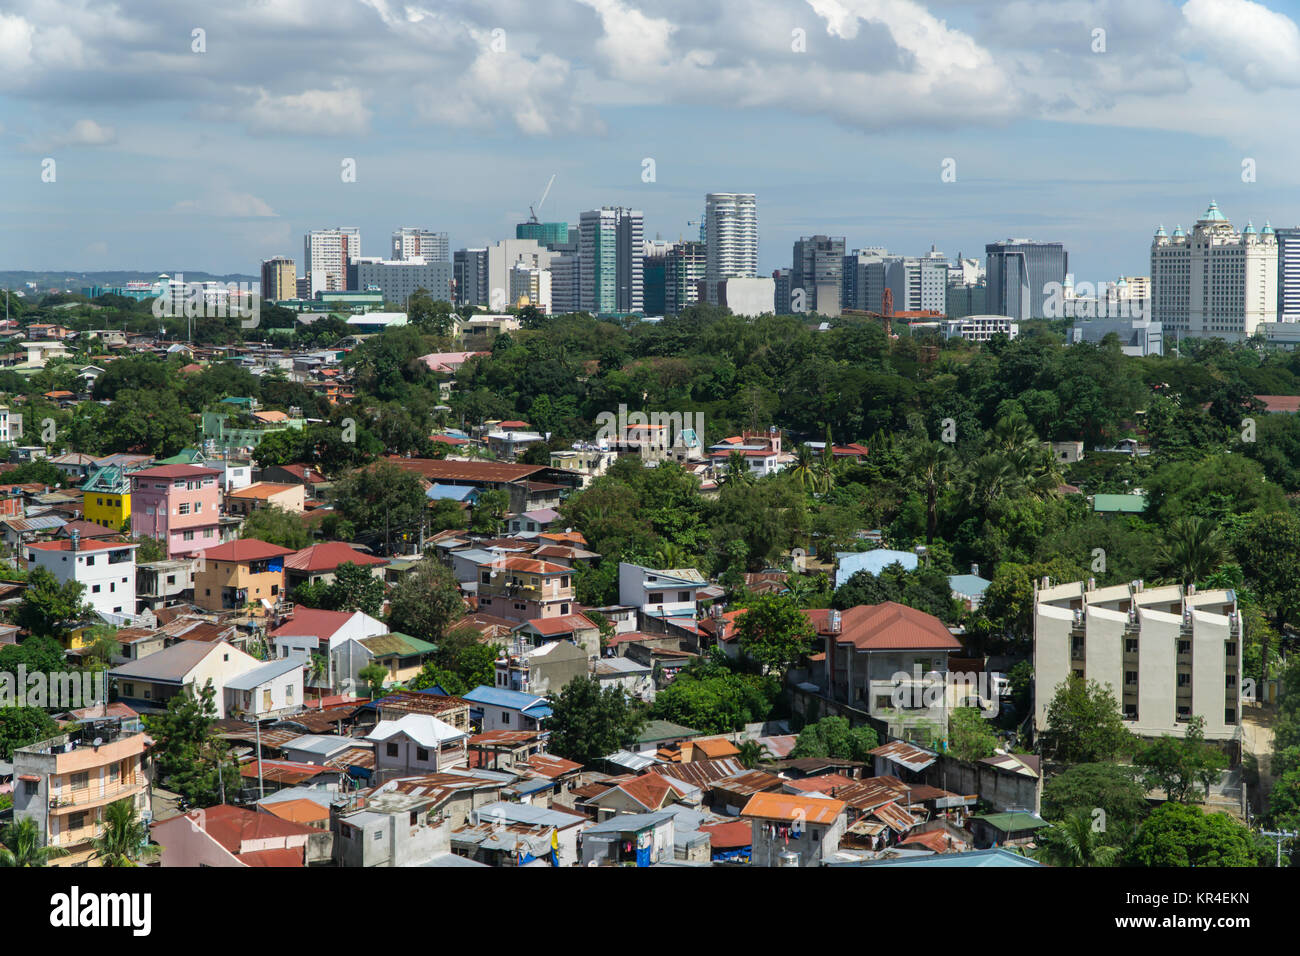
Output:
[470,488,509,534]
[326,562,385,617]
[788,716,878,760]
[14,567,91,639]
[1135,716,1227,804]
[948,707,998,761]
[1041,763,1149,832]
[239,505,311,550]
[330,461,427,552]
[1035,810,1121,867]
[0,707,60,760]
[650,655,781,734]
[386,558,465,643]
[144,681,239,807]
[0,817,69,867]
[93,798,159,867]
[359,663,389,698]
[131,535,165,563]
[80,626,120,670]
[1040,677,1135,763]
[1159,515,1227,584]
[1125,802,1263,867]
[736,739,775,769]
[102,387,196,457]
[548,677,644,765]
[1237,510,1300,626]
[734,594,815,673]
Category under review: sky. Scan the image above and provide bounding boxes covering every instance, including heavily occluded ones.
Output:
[5,0,1300,281]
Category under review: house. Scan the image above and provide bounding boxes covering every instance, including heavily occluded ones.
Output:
[708,429,794,478]
[506,507,561,535]
[11,718,149,859]
[367,713,469,778]
[968,811,1050,849]
[834,549,918,589]
[804,603,963,739]
[153,804,321,867]
[129,464,223,559]
[268,607,388,685]
[512,612,602,659]
[223,657,305,721]
[355,632,438,685]
[632,719,704,754]
[48,452,99,481]
[617,562,706,629]
[25,533,138,624]
[949,569,993,611]
[109,639,262,717]
[492,640,588,695]
[226,481,307,516]
[475,554,576,623]
[739,792,848,867]
[193,538,293,613]
[585,774,694,818]
[1091,493,1148,515]
[462,685,552,733]
[581,810,676,866]
[457,801,587,867]
[332,788,456,868]
[592,656,655,702]
[136,558,197,610]
[284,541,387,592]
[280,734,366,766]
[261,463,330,496]
[487,428,547,461]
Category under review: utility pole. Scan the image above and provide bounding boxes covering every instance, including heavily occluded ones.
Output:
[255,713,265,800]
[1261,829,1297,868]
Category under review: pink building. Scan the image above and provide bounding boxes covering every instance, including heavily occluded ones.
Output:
[130,464,223,559]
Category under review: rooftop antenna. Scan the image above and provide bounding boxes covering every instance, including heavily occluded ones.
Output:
[528,174,557,224]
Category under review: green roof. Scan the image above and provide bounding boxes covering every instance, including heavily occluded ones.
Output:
[972,812,1048,833]
[635,719,703,743]
[360,632,438,658]
[157,448,205,465]
[1092,493,1147,513]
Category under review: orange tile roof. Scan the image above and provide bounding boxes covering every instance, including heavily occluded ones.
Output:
[699,820,753,849]
[804,602,961,651]
[228,481,300,500]
[521,613,597,636]
[258,799,330,826]
[27,538,134,553]
[285,541,387,572]
[198,538,296,562]
[180,804,316,855]
[739,791,846,824]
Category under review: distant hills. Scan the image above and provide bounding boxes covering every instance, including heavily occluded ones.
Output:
[1,270,258,292]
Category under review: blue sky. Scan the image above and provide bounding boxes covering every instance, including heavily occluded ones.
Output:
[4,0,1300,280]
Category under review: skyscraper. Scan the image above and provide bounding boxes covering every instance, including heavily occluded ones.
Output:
[1275,227,1300,322]
[453,248,488,307]
[791,236,846,315]
[885,248,948,313]
[391,228,450,262]
[516,221,570,249]
[305,228,360,295]
[486,239,557,312]
[1150,201,1277,340]
[985,239,1067,320]
[841,248,893,312]
[579,207,644,314]
[704,193,758,305]
[260,257,296,302]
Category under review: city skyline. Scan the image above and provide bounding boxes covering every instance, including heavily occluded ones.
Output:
[7,0,1300,280]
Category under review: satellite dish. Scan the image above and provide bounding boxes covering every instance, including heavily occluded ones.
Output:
[93,737,103,747]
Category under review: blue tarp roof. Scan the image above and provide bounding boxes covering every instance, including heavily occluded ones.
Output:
[835,549,918,588]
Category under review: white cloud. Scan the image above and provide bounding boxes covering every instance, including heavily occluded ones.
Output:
[171,191,278,218]
[1182,0,1300,88]
[242,86,372,136]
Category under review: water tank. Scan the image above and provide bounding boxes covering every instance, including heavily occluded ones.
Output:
[776,850,800,868]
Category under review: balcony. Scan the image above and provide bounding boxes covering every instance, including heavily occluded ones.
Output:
[49,778,144,812]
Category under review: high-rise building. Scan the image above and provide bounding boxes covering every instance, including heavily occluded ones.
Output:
[886,248,948,314]
[453,248,488,307]
[791,236,846,316]
[704,193,758,304]
[550,255,580,314]
[516,221,570,249]
[353,258,453,304]
[985,239,1067,320]
[1274,227,1300,321]
[945,253,986,319]
[579,207,643,314]
[772,268,792,315]
[486,239,557,312]
[260,257,296,303]
[1151,201,1278,340]
[841,248,893,312]
[391,228,450,263]
[305,228,361,295]
[508,261,552,313]
[666,241,706,315]
[643,240,670,316]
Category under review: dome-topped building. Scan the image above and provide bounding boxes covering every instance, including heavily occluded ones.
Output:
[1151,201,1278,340]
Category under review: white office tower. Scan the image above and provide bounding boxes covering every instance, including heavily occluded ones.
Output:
[1151,201,1278,341]
[392,228,450,262]
[486,239,557,312]
[704,193,758,304]
[305,228,360,295]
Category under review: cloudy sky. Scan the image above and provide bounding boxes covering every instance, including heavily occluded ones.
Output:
[4,0,1300,280]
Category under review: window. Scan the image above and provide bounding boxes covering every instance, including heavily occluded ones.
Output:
[501,711,511,725]
[1178,640,1191,654]
[85,555,95,566]
[1225,708,1237,724]
[1177,673,1191,687]
[178,503,190,516]
[183,530,194,541]
[386,743,399,757]
[648,592,663,604]
[1125,671,1137,686]
[24,780,38,796]
[678,591,690,603]
[92,584,101,593]
[1226,642,1237,656]
[71,772,89,790]
[416,747,429,762]
[123,682,134,697]
[374,830,382,841]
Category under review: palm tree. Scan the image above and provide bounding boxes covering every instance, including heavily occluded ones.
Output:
[736,740,775,769]
[910,440,955,544]
[1035,810,1120,867]
[652,541,690,569]
[721,450,755,486]
[960,453,1019,509]
[0,818,69,867]
[1159,515,1228,584]
[93,798,160,867]
[790,445,818,493]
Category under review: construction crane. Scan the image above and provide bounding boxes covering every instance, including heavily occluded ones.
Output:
[528,174,556,224]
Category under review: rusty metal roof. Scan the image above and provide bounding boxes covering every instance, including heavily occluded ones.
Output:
[868,740,938,772]
[739,791,847,824]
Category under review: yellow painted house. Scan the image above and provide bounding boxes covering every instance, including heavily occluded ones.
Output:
[81,465,132,530]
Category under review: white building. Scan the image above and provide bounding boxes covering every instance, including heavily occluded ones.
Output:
[305,227,361,296]
[391,227,449,262]
[366,713,468,776]
[26,534,138,623]
[886,249,949,313]
[720,277,777,318]
[704,192,758,304]
[617,562,705,625]
[942,315,1019,342]
[1151,201,1278,341]
[222,657,304,721]
[486,239,556,313]
[1034,579,1242,742]
[0,406,21,444]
